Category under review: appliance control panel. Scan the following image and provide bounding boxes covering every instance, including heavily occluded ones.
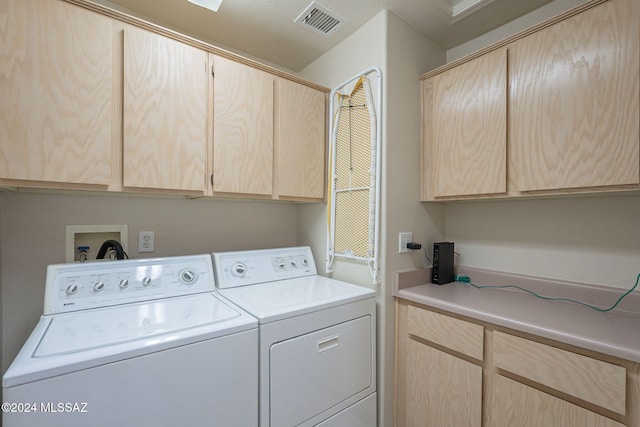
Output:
[43,255,215,314]
[213,247,317,289]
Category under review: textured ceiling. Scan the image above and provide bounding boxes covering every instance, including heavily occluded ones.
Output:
[93,0,552,72]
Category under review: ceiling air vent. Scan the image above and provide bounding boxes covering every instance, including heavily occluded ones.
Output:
[294,2,347,38]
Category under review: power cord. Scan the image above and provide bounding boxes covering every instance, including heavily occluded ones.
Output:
[406,242,433,267]
[453,273,640,313]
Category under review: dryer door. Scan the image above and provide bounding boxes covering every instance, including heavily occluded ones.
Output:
[269,315,373,426]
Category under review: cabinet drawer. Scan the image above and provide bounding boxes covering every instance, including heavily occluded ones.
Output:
[490,374,624,427]
[407,305,483,360]
[493,331,626,415]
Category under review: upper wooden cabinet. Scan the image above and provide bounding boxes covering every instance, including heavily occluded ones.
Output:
[0,0,113,188]
[422,49,507,200]
[1,0,328,200]
[420,0,640,201]
[212,55,274,197]
[510,0,639,192]
[122,26,208,193]
[276,78,326,200]
[211,55,327,201]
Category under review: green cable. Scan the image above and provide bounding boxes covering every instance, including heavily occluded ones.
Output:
[453,273,640,313]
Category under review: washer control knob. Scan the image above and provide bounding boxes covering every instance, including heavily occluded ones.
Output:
[180,269,197,284]
[302,258,309,267]
[290,261,297,268]
[231,262,247,277]
[93,281,105,291]
[119,279,129,289]
[66,283,79,295]
[278,262,286,269]
[142,276,152,287]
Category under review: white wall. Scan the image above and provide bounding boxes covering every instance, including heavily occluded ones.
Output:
[1,191,298,375]
[444,0,640,291]
[447,195,640,289]
[299,10,446,427]
[298,11,388,288]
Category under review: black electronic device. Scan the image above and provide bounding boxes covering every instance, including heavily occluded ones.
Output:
[432,242,454,285]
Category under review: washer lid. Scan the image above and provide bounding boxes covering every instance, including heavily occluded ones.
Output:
[219,275,375,323]
[34,293,240,357]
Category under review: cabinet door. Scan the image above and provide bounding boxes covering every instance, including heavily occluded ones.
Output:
[276,79,326,200]
[422,48,507,200]
[510,0,639,192]
[123,26,207,192]
[405,339,482,427]
[212,55,274,196]
[0,0,112,186]
[489,374,623,427]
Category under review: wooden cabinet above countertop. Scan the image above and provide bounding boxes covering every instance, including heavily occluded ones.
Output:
[420,0,639,202]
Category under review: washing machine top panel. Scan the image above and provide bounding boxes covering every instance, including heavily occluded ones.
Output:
[34,293,241,357]
[3,293,257,388]
[218,275,375,324]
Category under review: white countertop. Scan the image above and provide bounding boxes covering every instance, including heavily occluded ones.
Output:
[394,267,640,363]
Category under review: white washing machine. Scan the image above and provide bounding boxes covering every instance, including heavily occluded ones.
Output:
[3,254,258,427]
[212,247,377,427]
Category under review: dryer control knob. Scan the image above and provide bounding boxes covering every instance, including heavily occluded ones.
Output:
[93,281,105,291]
[231,262,247,277]
[66,283,79,295]
[119,279,129,289]
[142,276,152,287]
[180,269,197,284]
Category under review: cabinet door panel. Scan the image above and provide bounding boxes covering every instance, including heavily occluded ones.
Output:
[0,0,112,186]
[213,56,273,196]
[424,48,507,199]
[510,0,639,191]
[406,339,482,427]
[489,374,623,427]
[123,26,207,192]
[277,79,326,200]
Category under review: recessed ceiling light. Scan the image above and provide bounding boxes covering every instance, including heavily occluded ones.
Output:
[188,0,223,12]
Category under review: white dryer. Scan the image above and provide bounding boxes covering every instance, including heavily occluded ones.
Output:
[3,254,258,427]
[213,247,377,427]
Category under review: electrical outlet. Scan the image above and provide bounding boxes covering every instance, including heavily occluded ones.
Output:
[138,231,155,253]
[399,232,412,253]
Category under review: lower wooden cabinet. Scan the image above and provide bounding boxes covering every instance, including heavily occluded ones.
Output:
[405,340,482,427]
[395,300,639,427]
[489,374,624,427]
